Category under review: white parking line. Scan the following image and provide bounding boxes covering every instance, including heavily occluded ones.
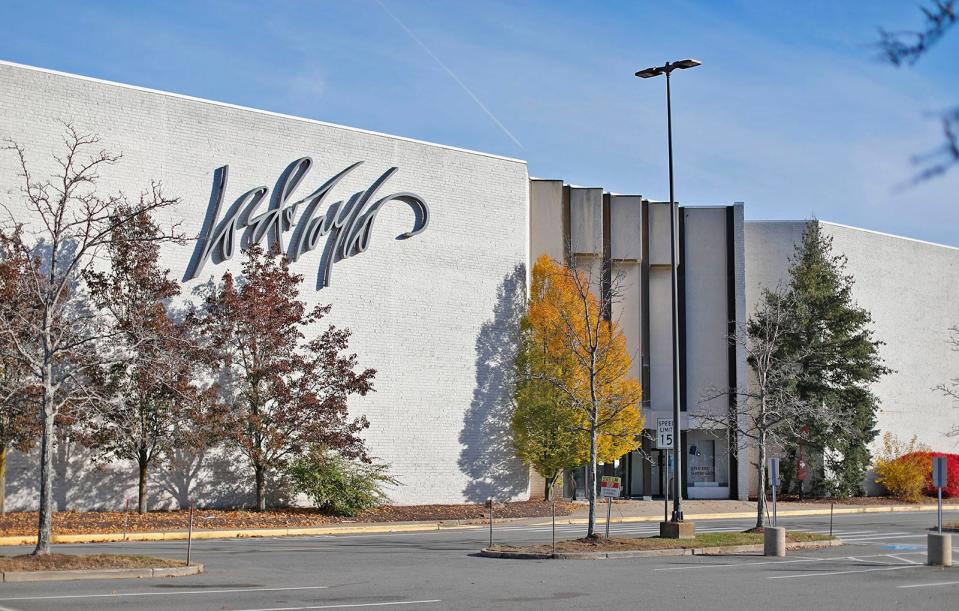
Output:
[0,585,330,602]
[886,554,921,565]
[844,535,927,544]
[654,557,828,571]
[898,581,959,589]
[768,565,918,579]
[841,531,909,539]
[237,601,443,611]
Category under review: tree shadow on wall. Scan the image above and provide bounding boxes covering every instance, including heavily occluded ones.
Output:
[458,264,528,503]
[53,431,130,511]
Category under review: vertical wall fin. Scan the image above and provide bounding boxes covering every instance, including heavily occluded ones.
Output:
[725,205,739,496]
[641,199,651,411]
[678,206,687,412]
[562,185,571,265]
[602,193,612,321]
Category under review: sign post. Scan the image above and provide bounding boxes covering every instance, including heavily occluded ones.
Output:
[663,450,669,522]
[657,420,674,524]
[768,457,780,526]
[600,476,622,538]
[933,457,948,534]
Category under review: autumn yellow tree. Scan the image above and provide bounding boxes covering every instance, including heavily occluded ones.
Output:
[515,254,643,536]
[512,326,581,501]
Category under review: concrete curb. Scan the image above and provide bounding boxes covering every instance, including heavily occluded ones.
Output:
[0,522,482,546]
[1,563,203,582]
[480,538,842,560]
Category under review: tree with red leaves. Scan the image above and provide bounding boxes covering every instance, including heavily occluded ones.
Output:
[0,228,41,516]
[194,245,375,511]
[84,206,200,514]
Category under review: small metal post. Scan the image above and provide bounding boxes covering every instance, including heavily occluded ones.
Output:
[123,498,130,542]
[488,498,493,549]
[938,487,943,534]
[186,501,195,566]
[829,502,834,538]
[772,480,777,526]
[551,500,556,555]
[605,497,612,538]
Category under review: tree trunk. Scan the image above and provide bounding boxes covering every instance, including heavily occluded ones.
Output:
[544,473,557,501]
[254,464,266,512]
[34,394,55,555]
[137,451,148,514]
[0,444,7,517]
[756,430,767,529]
[586,421,598,537]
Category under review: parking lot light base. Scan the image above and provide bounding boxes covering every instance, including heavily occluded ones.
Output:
[764,526,786,557]
[660,520,696,539]
[928,532,953,567]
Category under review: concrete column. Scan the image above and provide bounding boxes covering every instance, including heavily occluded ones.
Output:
[928,533,953,567]
[764,527,786,557]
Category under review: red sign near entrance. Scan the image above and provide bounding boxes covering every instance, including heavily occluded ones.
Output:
[600,476,622,498]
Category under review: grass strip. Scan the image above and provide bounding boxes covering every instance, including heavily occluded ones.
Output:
[489,531,834,554]
[0,553,187,572]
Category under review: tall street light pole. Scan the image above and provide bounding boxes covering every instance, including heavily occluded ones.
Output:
[635,58,701,525]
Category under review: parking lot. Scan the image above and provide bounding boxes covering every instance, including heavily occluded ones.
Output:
[0,510,955,610]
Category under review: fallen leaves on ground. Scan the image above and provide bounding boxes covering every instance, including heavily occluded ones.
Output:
[0,553,186,571]
[0,500,578,537]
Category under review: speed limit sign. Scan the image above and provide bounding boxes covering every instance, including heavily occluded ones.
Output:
[656,418,674,449]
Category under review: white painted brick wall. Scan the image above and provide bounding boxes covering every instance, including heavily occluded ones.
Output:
[744,220,959,495]
[0,61,531,509]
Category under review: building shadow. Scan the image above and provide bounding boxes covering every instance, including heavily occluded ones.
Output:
[458,264,529,502]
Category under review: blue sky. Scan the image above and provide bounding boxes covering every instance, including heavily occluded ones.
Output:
[1,1,957,245]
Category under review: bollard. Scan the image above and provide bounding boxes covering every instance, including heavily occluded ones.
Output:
[123,498,130,542]
[186,501,195,566]
[551,500,556,555]
[764,526,786,557]
[927,533,952,567]
[487,498,493,549]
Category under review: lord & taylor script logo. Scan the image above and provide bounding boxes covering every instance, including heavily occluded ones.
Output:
[184,157,430,288]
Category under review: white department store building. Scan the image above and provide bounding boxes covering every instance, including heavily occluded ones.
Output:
[1,60,956,509]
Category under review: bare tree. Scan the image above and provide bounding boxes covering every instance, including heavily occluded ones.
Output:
[877,1,958,180]
[699,286,845,528]
[935,325,959,436]
[0,124,180,554]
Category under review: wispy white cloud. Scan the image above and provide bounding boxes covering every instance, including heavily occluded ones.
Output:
[374,0,523,149]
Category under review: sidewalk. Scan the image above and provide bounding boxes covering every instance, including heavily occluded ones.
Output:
[552,498,958,526]
[1,499,955,546]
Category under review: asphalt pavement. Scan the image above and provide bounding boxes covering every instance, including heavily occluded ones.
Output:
[0,508,956,610]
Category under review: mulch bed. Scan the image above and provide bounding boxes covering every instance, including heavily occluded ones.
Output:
[0,500,577,537]
[488,531,832,555]
[0,553,186,572]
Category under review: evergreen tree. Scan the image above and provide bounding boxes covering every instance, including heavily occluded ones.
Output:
[781,222,891,498]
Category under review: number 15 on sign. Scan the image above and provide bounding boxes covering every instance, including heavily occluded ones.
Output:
[657,419,673,449]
